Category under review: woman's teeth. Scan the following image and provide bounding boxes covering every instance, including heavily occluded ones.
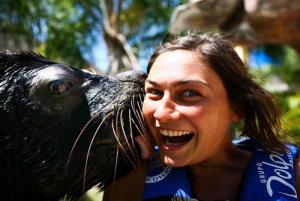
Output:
[159,129,192,136]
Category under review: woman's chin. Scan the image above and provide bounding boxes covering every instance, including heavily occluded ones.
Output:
[160,154,188,167]
[157,140,194,167]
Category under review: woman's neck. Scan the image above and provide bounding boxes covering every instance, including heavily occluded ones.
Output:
[187,143,252,201]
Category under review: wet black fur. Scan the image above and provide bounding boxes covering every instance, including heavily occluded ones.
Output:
[0,51,147,201]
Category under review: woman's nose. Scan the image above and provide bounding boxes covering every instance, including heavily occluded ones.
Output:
[153,95,180,122]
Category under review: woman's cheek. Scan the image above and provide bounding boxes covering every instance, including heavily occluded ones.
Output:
[143,98,155,114]
[142,99,155,124]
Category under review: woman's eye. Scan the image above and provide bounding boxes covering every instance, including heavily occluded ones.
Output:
[49,80,73,95]
[147,89,163,96]
[182,90,199,97]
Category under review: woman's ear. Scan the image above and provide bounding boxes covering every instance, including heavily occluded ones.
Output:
[231,111,242,122]
[231,106,243,122]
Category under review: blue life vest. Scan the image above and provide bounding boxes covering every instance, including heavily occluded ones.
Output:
[142,142,299,201]
[240,144,298,201]
[142,156,194,201]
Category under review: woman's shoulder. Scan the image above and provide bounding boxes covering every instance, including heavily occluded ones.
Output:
[102,160,148,201]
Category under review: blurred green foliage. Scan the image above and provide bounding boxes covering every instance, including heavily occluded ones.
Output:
[249,45,300,144]
[0,0,188,72]
[280,92,300,144]
[0,0,94,68]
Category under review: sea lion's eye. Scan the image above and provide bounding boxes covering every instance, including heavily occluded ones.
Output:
[49,80,73,95]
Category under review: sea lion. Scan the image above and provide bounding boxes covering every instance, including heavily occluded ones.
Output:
[0,51,151,201]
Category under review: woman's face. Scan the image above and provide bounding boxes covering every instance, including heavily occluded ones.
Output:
[143,50,240,167]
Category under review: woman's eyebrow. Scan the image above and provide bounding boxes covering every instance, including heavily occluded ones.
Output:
[145,79,211,88]
[174,79,211,88]
[145,79,158,86]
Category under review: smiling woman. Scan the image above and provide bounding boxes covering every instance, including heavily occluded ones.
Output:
[103,32,300,201]
[143,49,238,168]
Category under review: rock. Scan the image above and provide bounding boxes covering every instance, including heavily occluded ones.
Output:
[169,0,300,52]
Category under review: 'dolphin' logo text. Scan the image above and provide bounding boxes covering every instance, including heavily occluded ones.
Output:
[258,150,297,199]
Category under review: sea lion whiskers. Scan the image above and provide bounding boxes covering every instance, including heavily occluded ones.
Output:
[70,95,146,197]
[128,108,140,164]
[112,140,120,195]
[133,95,145,128]
[138,93,145,113]
[130,95,152,148]
[116,107,138,167]
[128,108,135,146]
[131,96,147,136]
[127,105,150,177]
[120,109,139,163]
[82,113,112,193]
[130,118,143,136]
[137,93,155,153]
[67,111,113,166]
[111,119,137,171]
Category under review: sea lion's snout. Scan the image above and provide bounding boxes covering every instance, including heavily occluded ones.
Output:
[114,70,153,160]
[115,70,147,84]
[115,70,152,159]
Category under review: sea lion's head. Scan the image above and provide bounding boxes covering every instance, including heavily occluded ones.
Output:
[0,51,152,200]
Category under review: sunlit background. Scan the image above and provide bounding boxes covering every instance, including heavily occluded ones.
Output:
[1,0,300,200]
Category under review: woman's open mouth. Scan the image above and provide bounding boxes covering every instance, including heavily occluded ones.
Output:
[159,128,194,150]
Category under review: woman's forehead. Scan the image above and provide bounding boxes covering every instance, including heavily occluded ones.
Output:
[150,50,201,71]
[147,50,225,91]
[149,50,211,78]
